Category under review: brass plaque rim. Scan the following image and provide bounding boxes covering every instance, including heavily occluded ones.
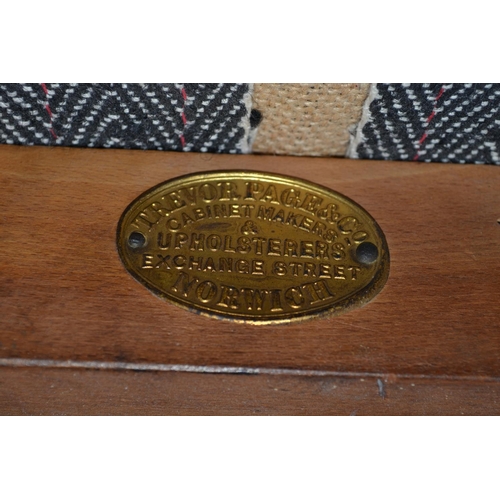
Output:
[116,170,390,325]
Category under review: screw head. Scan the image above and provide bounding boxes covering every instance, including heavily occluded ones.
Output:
[356,241,379,265]
[128,232,146,249]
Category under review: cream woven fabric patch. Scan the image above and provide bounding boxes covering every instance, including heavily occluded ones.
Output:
[251,84,369,156]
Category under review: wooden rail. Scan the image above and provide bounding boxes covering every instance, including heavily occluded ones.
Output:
[1,145,499,414]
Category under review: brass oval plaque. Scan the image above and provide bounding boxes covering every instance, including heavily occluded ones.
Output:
[117,171,389,324]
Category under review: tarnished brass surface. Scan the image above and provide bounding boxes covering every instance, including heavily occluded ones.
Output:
[116,171,390,323]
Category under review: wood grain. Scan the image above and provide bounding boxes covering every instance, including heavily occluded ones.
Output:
[1,144,500,414]
[2,366,499,416]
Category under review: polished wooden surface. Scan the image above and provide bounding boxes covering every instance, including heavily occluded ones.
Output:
[1,145,499,414]
[2,366,499,416]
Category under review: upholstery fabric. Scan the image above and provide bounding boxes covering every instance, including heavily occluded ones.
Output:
[0,83,253,153]
[349,83,500,164]
[1,83,500,165]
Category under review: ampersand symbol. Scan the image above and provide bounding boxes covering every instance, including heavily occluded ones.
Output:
[241,221,259,235]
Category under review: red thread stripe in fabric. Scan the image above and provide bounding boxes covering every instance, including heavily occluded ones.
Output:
[413,85,445,161]
[40,83,57,139]
[180,86,187,149]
